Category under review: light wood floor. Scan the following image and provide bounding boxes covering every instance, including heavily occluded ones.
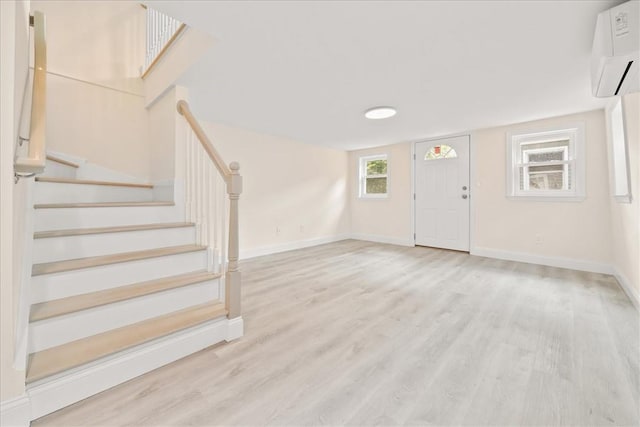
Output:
[34,240,640,426]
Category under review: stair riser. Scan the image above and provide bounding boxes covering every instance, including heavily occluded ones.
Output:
[34,205,184,231]
[41,161,77,179]
[31,251,208,303]
[26,318,234,420]
[35,183,153,204]
[29,280,221,353]
[33,227,197,264]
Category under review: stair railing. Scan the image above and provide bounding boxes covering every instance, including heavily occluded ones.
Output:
[14,11,47,180]
[177,100,242,319]
[141,6,186,79]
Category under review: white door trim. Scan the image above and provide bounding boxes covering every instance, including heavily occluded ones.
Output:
[410,142,416,246]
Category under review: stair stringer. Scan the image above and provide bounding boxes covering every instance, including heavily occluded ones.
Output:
[45,150,148,185]
[26,316,243,420]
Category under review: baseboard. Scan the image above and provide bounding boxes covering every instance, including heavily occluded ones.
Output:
[240,234,350,260]
[350,233,415,247]
[27,316,237,420]
[470,247,614,275]
[226,316,244,341]
[47,150,148,184]
[0,395,30,427]
[612,268,640,310]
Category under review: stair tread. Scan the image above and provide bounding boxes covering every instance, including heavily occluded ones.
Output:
[34,222,195,239]
[36,177,153,189]
[46,155,79,168]
[34,201,174,209]
[30,270,221,322]
[27,302,227,383]
[32,244,207,276]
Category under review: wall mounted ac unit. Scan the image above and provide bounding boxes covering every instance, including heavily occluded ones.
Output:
[591,0,639,97]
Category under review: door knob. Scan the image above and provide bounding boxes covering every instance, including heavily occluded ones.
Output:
[462,186,467,190]
[462,194,468,199]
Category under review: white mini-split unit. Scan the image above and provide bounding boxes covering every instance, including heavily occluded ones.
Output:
[591,0,639,97]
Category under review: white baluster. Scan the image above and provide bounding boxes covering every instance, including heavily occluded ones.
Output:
[208,161,214,266]
[184,129,191,222]
[220,175,227,275]
[195,144,202,245]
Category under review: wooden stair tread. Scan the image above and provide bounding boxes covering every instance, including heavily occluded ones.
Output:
[35,177,153,189]
[32,245,206,276]
[34,222,195,239]
[46,155,79,168]
[26,302,227,383]
[30,271,221,322]
[34,201,174,209]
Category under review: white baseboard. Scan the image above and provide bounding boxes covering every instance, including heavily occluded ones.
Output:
[27,316,237,420]
[240,234,350,260]
[470,246,614,275]
[350,233,415,247]
[226,316,244,341]
[612,268,640,310]
[0,395,30,427]
[47,150,148,184]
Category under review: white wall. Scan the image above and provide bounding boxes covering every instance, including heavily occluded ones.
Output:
[472,109,612,269]
[148,88,179,183]
[349,142,413,246]
[144,28,214,107]
[46,73,150,179]
[608,92,640,305]
[31,0,145,95]
[1,0,30,403]
[31,0,150,180]
[202,122,351,257]
[349,109,613,272]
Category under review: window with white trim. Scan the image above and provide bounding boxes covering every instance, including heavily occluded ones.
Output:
[359,154,388,198]
[506,124,585,200]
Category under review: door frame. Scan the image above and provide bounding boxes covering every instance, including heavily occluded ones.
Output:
[411,134,476,252]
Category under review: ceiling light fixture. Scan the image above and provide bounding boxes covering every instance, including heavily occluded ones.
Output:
[364,106,397,120]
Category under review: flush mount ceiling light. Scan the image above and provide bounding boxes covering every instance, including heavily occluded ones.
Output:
[364,106,397,120]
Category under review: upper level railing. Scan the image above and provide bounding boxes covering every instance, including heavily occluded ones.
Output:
[141,6,186,79]
[177,100,242,319]
[14,11,47,180]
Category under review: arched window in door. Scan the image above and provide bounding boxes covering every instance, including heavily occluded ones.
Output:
[424,144,457,160]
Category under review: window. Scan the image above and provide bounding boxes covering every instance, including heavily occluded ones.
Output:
[359,154,388,198]
[425,144,458,160]
[506,123,585,201]
[606,98,632,203]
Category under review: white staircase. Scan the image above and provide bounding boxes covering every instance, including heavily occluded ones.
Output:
[24,155,236,419]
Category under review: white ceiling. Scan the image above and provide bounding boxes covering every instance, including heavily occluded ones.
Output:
[150,0,618,151]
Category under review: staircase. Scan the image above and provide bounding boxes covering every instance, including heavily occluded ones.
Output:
[7,7,244,422]
[23,153,239,419]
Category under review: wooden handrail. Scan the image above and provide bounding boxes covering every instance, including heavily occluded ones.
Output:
[15,11,47,176]
[177,99,242,319]
[141,23,186,79]
[177,100,232,180]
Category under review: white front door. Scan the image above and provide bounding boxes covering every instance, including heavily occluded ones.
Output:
[415,135,470,251]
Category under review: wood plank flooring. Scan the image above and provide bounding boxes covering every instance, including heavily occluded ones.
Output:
[32,240,640,426]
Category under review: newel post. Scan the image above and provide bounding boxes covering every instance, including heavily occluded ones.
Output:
[226,161,242,319]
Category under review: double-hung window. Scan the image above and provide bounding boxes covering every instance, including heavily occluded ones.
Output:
[359,154,388,198]
[506,123,585,201]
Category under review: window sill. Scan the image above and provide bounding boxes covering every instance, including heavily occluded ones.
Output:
[359,194,389,200]
[613,195,633,203]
